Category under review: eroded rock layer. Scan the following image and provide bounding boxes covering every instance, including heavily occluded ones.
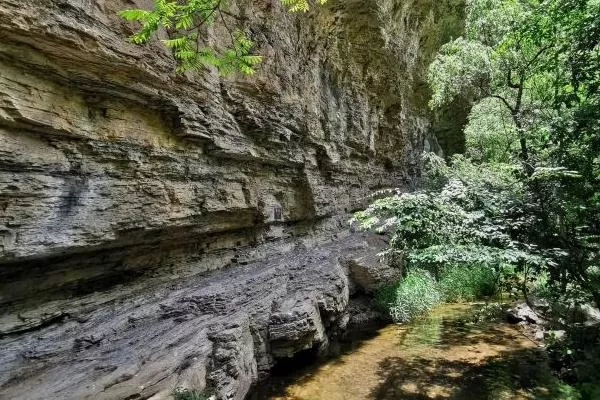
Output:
[0,0,463,398]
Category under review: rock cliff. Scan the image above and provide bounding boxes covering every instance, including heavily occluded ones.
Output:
[0,0,463,398]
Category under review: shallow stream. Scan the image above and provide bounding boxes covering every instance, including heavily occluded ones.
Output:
[254,303,571,400]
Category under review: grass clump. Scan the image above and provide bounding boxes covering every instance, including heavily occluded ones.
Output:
[439,264,499,302]
[376,264,500,324]
[376,269,442,323]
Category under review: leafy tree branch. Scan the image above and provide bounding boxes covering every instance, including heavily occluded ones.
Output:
[119,0,326,75]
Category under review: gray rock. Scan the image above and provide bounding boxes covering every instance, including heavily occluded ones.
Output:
[1,234,380,400]
[0,0,464,398]
[534,330,545,341]
[505,303,545,325]
[347,296,387,329]
[342,236,402,294]
[579,304,600,324]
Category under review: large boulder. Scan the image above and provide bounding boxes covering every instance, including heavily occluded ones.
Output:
[342,236,402,294]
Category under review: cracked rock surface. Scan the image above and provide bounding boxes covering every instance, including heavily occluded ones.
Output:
[0,0,463,398]
[2,233,385,399]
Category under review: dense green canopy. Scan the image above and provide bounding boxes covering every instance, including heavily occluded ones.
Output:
[357,0,600,334]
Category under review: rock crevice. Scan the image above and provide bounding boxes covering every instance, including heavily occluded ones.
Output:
[0,0,464,398]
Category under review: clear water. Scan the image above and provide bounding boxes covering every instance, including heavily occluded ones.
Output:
[254,303,572,400]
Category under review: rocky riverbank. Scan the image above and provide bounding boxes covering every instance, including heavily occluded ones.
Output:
[0,0,464,398]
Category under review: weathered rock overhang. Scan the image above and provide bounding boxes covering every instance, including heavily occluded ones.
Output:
[0,0,463,398]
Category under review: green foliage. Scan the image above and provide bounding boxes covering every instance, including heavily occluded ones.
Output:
[439,264,499,302]
[546,325,600,400]
[281,0,327,13]
[578,383,600,400]
[119,0,325,74]
[361,0,599,392]
[424,0,600,311]
[352,153,549,278]
[426,0,600,163]
[354,153,556,316]
[464,98,519,163]
[376,269,442,323]
[427,37,492,109]
[173,388,209,400]
[375,263,502,323]
[469,302,504,323]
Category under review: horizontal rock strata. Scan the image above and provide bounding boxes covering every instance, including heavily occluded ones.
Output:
[0,0,463,398]
[1,233,388,399]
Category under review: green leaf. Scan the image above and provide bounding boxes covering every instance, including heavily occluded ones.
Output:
[119,0,327,74]
[118,9,150,21]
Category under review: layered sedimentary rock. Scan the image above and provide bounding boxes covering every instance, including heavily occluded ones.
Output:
[0,0,463,398]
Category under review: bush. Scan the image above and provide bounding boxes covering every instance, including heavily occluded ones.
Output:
[469,302,504,323]
[439,264,499,302]
[377,269,442,323]
[375,264,501,323]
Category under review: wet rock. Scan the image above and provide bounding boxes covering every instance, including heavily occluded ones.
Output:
[347,296,387,330]
[268,300,327,358]
[574,304,600,325]
[505,303,544,325]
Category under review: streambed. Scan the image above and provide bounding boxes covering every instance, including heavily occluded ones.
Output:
[254,303,571,400]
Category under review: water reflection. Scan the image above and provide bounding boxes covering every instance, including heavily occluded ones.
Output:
[253,303,569,400]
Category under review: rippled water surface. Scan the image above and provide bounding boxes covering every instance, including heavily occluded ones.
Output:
[254,303,570,400]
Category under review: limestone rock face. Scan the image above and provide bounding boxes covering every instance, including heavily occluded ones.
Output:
[342,235,402,294]
[0,0,463,398]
